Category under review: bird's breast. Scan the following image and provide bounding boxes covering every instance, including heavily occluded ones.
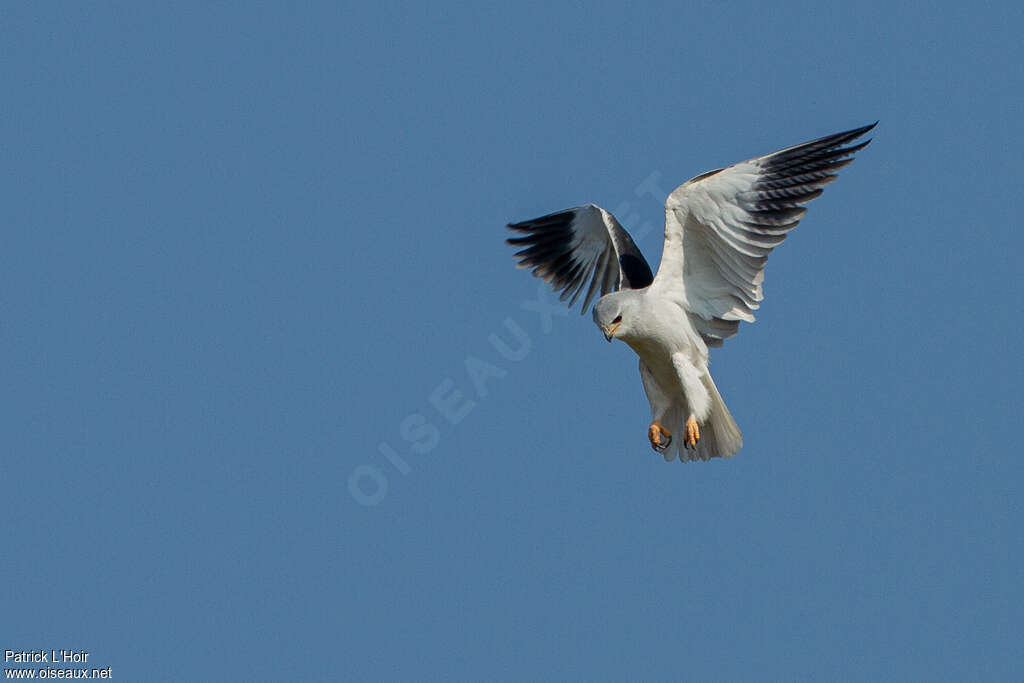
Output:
[620,300,707,375]
[624,337,675,377]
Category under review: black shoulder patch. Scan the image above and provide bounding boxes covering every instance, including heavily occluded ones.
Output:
[619,253,654,289]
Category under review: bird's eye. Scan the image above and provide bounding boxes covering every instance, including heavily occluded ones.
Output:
[612,315,622,324]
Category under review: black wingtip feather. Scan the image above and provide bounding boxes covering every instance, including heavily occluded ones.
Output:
[766,122,877,167]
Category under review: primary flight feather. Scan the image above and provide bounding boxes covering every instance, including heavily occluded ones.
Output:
[507,123,874,462]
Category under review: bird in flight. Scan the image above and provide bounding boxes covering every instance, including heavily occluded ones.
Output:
[506,123,874,462]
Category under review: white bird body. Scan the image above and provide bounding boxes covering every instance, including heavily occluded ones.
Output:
[628,296,729,462]
[507,124,874,462]
[592,287,737,461]
[610,291,709,426]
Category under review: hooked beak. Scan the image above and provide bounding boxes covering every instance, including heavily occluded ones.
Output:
[603,322,620,342]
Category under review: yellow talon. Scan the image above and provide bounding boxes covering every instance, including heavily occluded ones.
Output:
[684,417,700,449]
[648,422,672,452]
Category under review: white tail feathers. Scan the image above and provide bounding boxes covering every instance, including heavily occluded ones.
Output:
[699,373,743,461]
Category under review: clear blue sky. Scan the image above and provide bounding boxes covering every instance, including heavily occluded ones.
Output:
[4,2,1022,681]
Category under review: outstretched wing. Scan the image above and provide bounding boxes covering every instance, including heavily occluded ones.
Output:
[650,123,875,346]
[507,203,654,314]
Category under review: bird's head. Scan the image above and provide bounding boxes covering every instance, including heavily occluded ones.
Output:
[592,292,636,343]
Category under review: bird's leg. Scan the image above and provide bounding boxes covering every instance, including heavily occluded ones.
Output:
[670,353,709,452]
[684,415,700,450]
[648,421,672,452]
